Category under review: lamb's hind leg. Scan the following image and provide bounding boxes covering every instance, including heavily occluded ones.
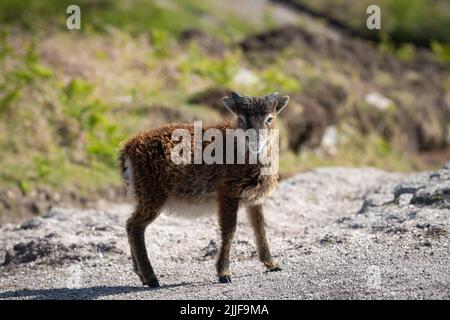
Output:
[247,204,281,272]
[126,198,165,287]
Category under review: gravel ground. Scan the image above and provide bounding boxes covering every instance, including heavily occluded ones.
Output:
[0,166,449,300]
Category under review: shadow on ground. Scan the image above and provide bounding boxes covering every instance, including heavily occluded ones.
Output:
[0,282,189,300]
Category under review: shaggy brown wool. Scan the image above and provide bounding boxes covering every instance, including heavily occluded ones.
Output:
[118,91,288,286]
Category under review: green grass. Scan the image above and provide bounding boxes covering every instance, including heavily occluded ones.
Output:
[0,0,256,42]
[0,37,127,194]
[291,0,450,46]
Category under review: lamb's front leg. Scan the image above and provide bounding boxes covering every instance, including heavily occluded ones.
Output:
[247,204,281,272]
[216,197,239,283]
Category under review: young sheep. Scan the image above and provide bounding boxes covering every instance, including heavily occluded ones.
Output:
[118,91,289,287]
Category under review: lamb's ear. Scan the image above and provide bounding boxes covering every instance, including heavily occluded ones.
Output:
[231,91,243,101]
[275,94,289,114]
[222,96,238,115]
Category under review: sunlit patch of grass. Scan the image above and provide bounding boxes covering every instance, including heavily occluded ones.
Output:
[178,44,241,89]
[0,143,123,196]
[431,41,450,63]
[279,130,422,177]
[0,35,130,195]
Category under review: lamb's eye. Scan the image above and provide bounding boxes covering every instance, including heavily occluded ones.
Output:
[266,116,273,124]
[239,116,246,126]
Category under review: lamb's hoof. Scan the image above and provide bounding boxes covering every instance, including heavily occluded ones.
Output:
[219,276,232,283]
[143,278,160,288]
[269,266,282,272]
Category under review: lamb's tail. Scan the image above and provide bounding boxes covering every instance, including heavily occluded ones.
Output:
[118,147,134,197]
[118,149,128,182]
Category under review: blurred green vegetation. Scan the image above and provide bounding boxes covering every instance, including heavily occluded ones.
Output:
[0,0,448,205]
[0,0,255,41]
[289,0,450,46]
[0,38,122,193]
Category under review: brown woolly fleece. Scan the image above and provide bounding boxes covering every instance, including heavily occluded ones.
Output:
[118,91,288,287]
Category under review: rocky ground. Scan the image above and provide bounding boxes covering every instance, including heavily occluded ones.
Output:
[0,165,449,300]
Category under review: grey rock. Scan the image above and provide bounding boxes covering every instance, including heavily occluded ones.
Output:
[20,218,42,230]
[201,240,218,259]
[398,193,414,206]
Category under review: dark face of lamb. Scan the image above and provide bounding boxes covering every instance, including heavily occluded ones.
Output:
[222,91,289,153]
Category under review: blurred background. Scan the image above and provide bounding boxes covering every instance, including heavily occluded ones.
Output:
[0,0,449,221]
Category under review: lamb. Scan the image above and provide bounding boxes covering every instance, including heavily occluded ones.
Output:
[118,91,289,287]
